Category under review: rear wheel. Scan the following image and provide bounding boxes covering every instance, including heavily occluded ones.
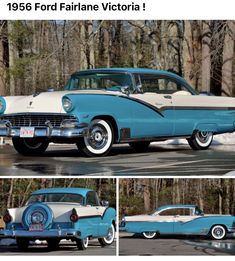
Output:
[77,237,89,250]
[12,138,49,156]
[129,141,150,152]
[16,238,29,251]
[211,225,226,240]
[98,223,115,246]
[77,119,114,157]
[187,131,213,150]
[142,232,157,239]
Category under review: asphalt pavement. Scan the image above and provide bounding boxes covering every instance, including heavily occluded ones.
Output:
[0,239,116,255]
[0,143,235,176]
[119,233,235,255]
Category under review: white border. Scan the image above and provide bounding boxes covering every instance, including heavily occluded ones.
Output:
[0,0,235,20]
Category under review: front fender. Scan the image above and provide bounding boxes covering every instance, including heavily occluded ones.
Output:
[63,94,134,141]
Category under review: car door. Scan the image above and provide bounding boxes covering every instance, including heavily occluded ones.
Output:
[173,208,197,234]
[154,209,175,233]
[130,74,174,137]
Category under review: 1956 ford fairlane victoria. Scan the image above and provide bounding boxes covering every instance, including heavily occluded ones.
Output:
[1,68,235,157]
[0,187,116,250]
[119,204,235,240]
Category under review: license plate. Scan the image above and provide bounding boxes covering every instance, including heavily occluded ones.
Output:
[29,224,44,232]
[20,127,35,138]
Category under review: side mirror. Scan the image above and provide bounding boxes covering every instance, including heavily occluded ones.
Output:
[121,86,130,95]
[48,87,55,92]
[136,84,143,93]
[100,200,109,207]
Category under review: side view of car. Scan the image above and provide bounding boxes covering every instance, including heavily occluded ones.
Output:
[119,204,235,240]
[1,68,235,157]
[0,187,116,250]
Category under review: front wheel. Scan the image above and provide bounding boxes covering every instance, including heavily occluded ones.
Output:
[142,232,157,239]
[98,223,115,246]
[77,119,114,157]
[211,225,226,240]
[187,131,213,150]
[77,237,89,250]
[12,138,49,156]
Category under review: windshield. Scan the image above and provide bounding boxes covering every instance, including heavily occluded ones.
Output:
[26,193,84,205]
[65,72,133,91]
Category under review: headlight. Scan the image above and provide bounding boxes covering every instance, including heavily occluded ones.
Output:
[62,97,73,112]
[0,97,6,114]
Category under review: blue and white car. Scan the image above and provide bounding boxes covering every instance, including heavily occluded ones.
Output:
[1,68,235,157]
[120,204,235,240]
[0,187,116,250]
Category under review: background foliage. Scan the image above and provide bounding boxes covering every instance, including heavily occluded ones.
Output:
[119,178,235,217]
[0,178,116,215]
[0,20,235,96]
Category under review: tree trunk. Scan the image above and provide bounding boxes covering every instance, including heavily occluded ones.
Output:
[0,20,8,96]
[8,21,17,95]
[221,21,235,96]
[143,179,151,212]
[201,21,211,92]
[183,21,194,86]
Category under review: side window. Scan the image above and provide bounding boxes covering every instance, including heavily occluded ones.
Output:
[134,74,189,94]
[159,208,191,216]
[86,191,100,206]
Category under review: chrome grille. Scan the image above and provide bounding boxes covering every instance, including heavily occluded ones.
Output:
[0,114,77,127]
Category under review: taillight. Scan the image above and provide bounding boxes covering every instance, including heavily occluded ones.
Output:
[70,208,79,222]
[3,211,12,223]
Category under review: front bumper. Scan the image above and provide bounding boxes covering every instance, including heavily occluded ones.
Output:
[227,228,235,233]
[0,122,88,138]
[0,228,81,239]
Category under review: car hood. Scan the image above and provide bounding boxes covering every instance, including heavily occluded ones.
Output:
[8,203,100,223]
[2,89,123,114]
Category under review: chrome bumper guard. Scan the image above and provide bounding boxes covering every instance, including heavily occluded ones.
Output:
[228,228,235,233]
[0,120,88,138]
[0,228,81,238]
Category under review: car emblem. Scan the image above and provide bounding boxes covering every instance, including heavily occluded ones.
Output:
[29,101,33,106]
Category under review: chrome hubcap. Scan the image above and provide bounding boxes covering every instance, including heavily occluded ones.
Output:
[215,228,223,236]
[196,131,212,143]
[88,125,108,149]
[105,227,114,241]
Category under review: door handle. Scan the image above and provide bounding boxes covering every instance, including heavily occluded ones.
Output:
[164,95,172,99]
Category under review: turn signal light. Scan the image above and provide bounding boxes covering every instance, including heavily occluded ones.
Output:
[70,208,79,222]
[70,214,79,222]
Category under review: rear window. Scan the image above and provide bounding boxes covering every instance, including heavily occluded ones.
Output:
[26,193,84,205]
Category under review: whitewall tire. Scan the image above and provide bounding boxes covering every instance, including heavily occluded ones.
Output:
[142,232,157,239]
[187,131,213,150]
[77,237,89,250]
[77,119,114,157]
[98,223,115,246]
[211,225,226,240]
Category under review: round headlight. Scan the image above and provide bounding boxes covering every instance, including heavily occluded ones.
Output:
[0,97,6,114]
[63,97,73,112]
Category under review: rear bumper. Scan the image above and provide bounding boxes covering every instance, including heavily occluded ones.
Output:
[0,121,88,138]
[0,228,81,239]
